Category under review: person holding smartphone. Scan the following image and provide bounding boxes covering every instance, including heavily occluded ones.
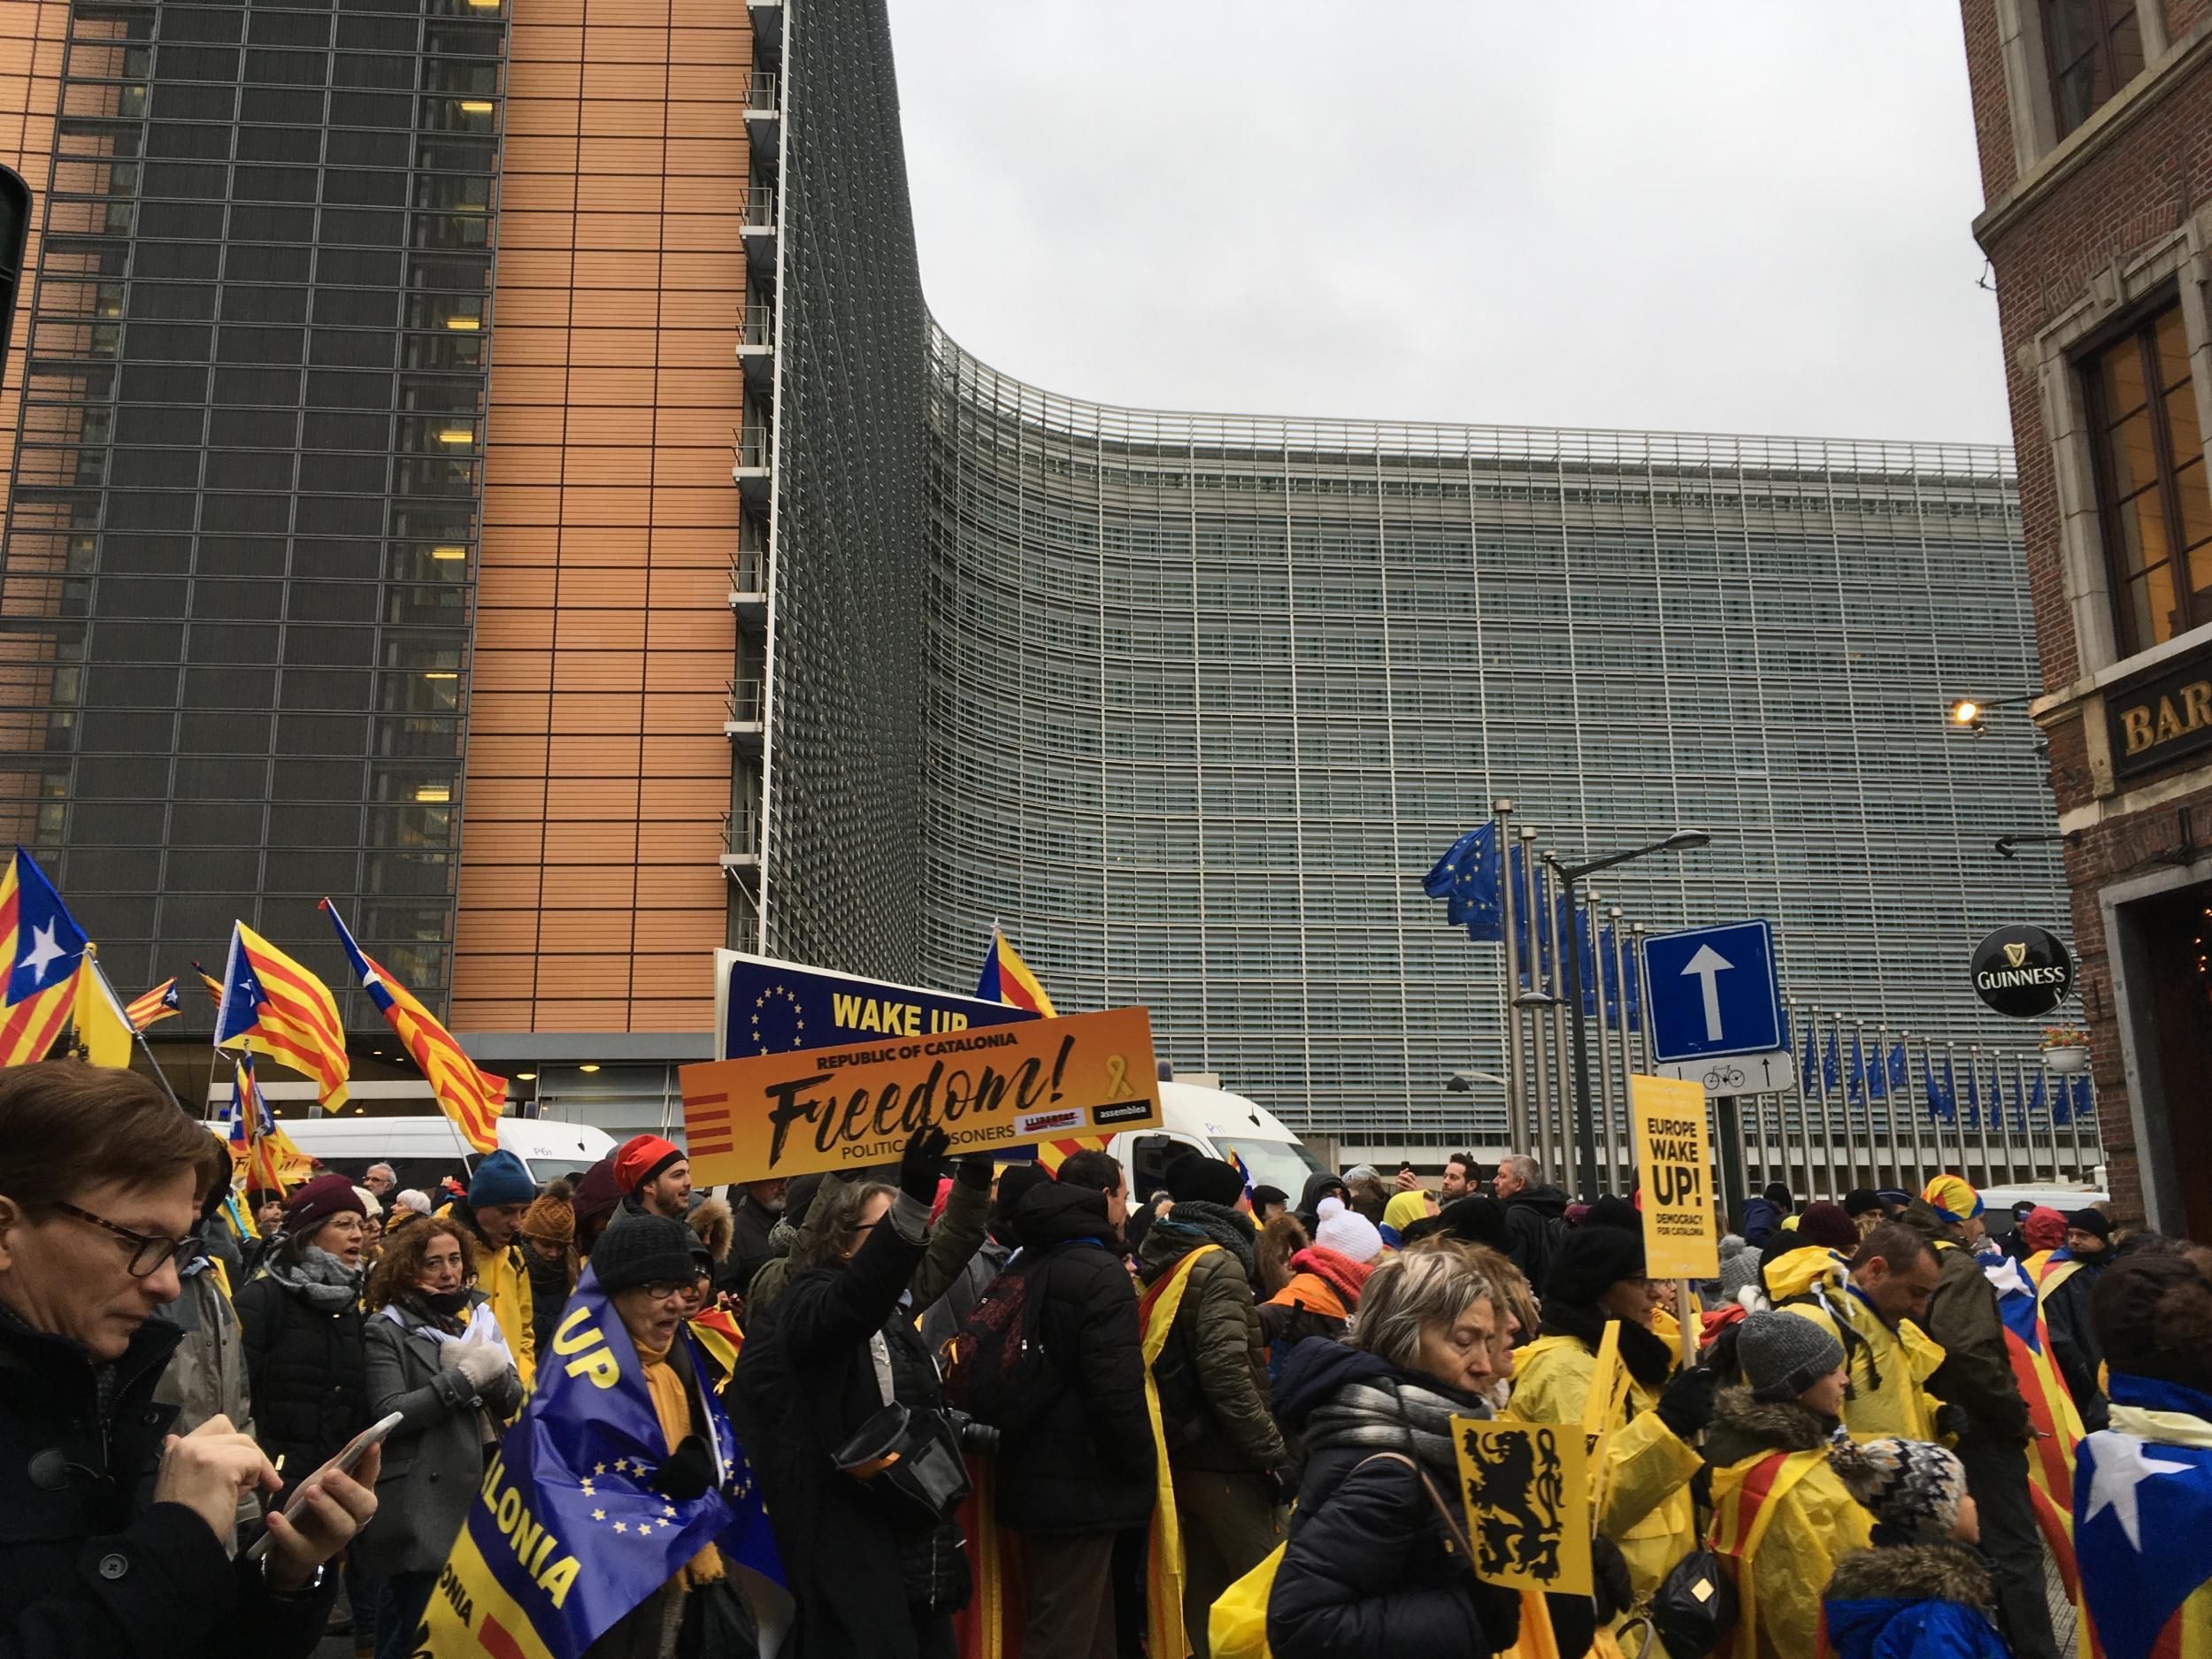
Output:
[0,1063,378,1659]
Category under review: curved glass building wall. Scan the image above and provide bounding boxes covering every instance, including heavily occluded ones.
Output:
[920,331,2061,1143]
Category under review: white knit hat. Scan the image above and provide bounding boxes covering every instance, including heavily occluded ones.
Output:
[394,1188,433,1217]
[350,1184,384,1220]
[1314,1196,1385,1264]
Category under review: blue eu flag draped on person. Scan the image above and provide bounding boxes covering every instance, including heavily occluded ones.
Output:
[416,1266,783,1659]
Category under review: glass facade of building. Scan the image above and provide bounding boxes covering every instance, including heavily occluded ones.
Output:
[921,338,2066,1142]
[2,0,504,1012]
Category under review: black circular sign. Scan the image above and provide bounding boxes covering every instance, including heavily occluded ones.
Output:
[1969,925,2075,1018]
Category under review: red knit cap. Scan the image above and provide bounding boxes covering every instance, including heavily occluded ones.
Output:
[613,1133,685,1195]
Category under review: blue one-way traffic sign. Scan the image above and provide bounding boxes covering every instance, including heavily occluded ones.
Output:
[1641,920,1786,1064]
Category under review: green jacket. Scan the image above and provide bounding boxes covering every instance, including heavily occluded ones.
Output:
[741,1172,990,1327]
[1899,1199,2030,1441]
[1137,1217,1286,1473]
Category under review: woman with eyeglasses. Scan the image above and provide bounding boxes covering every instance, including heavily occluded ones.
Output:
[352,1216,521,1659]
[235,1174,373,1502]
[0,1063,375,1659]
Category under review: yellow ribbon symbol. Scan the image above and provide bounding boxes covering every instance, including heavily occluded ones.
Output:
[1103,1054,1129,1099]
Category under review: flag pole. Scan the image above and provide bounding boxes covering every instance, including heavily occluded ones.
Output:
[80,945,190,1114]
[1518,826,1555,1179]
[1494,799,1526,1154]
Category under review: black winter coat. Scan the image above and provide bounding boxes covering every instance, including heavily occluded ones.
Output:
[0,1307,336,1659]
[731,1195,969,1659]
[718,1192,782,1300]
[993,1184,1156,1535]
[234,1263,368,1492]
[1502,1185,1570,1295]
[1265,1340,1519,1659]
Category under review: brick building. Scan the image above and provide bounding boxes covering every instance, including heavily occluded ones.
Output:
[1960,0,2212,1234]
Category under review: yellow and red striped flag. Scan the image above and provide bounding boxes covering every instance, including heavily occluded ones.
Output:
[0,846,88,1067]
[322,899,504,1154]
[212,924,351,1110]
[974,928,1056,1017]
[126,976,180,1031]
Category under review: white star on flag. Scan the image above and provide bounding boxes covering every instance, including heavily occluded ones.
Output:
[21,920,64,985]
[2085,1432,2193,1550]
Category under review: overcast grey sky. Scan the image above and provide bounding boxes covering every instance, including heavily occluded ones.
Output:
[885,3,2013,447]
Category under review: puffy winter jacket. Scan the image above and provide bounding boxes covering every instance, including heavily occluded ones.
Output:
[1703,1387,1876,1659]
[1899,1202,2030,1442]
[0,1309,337,1659]
[991,1183,1155,1535]
[1137,1214,1286,1473]
[234,1260,367,1491]
[1265,1340,1519,1659]
[1824,1540,2011,1659]
[1509,1326,1701,1599]
[442,1202,535,1388]
[1764,1245,1947,1443]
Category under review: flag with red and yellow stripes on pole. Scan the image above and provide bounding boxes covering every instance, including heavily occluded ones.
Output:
[322,899,505,1154]
[0,847,88,1067]
[212,923,351,1110]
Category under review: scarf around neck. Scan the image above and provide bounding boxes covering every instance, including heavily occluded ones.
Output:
[1305,1364,1492,1485]
[1164,1202,1257,1279]
[1539,1297,1675,1389]
[266,1245,362,1311]
[1289,1244,1373,1309]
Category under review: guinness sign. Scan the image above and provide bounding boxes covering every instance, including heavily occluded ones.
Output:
[1969,924,2074,1018]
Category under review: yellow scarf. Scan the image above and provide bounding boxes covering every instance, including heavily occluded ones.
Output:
[635,1340,725,1590]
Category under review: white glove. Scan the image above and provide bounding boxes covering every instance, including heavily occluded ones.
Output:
[452,1332,510,1392]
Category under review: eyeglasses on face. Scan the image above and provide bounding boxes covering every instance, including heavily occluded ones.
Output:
[638,1279,703,1302]
[50,1200,185,1279]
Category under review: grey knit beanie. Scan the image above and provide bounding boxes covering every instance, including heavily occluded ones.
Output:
[1738,1310,1846,1402]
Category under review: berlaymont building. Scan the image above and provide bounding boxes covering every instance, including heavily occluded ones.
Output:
[0,0,2070,1151]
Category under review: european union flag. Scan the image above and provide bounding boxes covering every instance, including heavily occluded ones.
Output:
[1924,1055,1955,1122]
[1962,1064,1981,1129]
[418,1267,780,1659]
[2075,1374,2212,1659]
[1801,1027,1817,1093]
[1889,1043,1909,1091]
[1422,823,1502,942]
[2028,1071,2046,1116]
[2070,1072,2093,1125]
[1847,1033,1866,1103]
[1866,1041,1888,1102]
[1822,1032,1840,1093]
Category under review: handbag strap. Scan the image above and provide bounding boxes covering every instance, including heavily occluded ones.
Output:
[1354,1449,1477,1568]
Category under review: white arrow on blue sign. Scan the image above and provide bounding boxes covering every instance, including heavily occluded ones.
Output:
[1640,920,1786,1064]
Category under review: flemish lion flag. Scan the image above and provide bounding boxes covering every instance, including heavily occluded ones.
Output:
[418,1267,782,1659]
[322,899,505,1154]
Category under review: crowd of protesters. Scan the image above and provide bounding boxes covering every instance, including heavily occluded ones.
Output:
[3,1054,2202,1659]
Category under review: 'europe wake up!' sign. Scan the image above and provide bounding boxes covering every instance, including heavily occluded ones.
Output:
[680,1005,1164,1185]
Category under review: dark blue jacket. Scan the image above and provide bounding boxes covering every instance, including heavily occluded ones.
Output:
[1824,1540,2012,1659]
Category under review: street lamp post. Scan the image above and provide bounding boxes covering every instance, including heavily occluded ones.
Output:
[1548,830,1713,1201]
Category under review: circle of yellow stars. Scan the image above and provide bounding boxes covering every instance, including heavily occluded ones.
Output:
[583,1459,684,1538]
[749,984,806,1052]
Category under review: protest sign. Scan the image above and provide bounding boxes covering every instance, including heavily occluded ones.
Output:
[1453,1417,1592,1597]
[714,948,1036,1060]
[1631,1073,1720,1281]
[680,1005,1162,1185]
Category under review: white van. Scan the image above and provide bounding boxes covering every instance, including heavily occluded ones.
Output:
[277,1116,617,1195]
[1112,1080,1325,1203]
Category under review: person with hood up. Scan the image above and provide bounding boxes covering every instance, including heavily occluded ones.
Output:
[1899,1175,2058,1659]
[236,1173,371,1495]
[1138,1154,1288,1657]
[1509,1224,1713,1606]
[2032,1207,2111,1428]
[1379,1189,1435,1249]
[1292,1171,1350,1237]
[718,1178,787,1301]
[732,1129,984,1659]
[1703,1311,1874,1658]
[918,1162,1051,1359]
[442,1149,537,1386]
[1260,1197,1381,1356]
[2016,1206,2068,1276]
[1739,1182,1794,1251]
[1262,1250,1522,1659]
[990,1166,1156,1659]
[1823,1437,2008,1659]
[1491,1154,1570,1295]
[517,1179,578,1362]
[354,1215,522,1659]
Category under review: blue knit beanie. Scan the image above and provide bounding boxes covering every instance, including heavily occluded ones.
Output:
[468,1148,536,1208]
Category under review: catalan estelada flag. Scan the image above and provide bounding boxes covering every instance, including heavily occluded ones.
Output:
[419,1266,782,1659]
[0,847,88,1066]
[224,1053,299,1196]
[974,929,1056,1018]
[323,899,505,1154]
[213,924,351,1110]
[126,977,180,1031]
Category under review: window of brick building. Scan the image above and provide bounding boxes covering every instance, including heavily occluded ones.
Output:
[2085,301,2212,654]
[2042,0,2147,137]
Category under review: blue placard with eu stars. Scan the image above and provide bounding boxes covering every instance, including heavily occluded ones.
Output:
[715,947,1037,1062]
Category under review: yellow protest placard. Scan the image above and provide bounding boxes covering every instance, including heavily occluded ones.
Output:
[1631,1073,1720,1280]
[1452,1416,1592,1597]
[678,1005,1163,1185]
